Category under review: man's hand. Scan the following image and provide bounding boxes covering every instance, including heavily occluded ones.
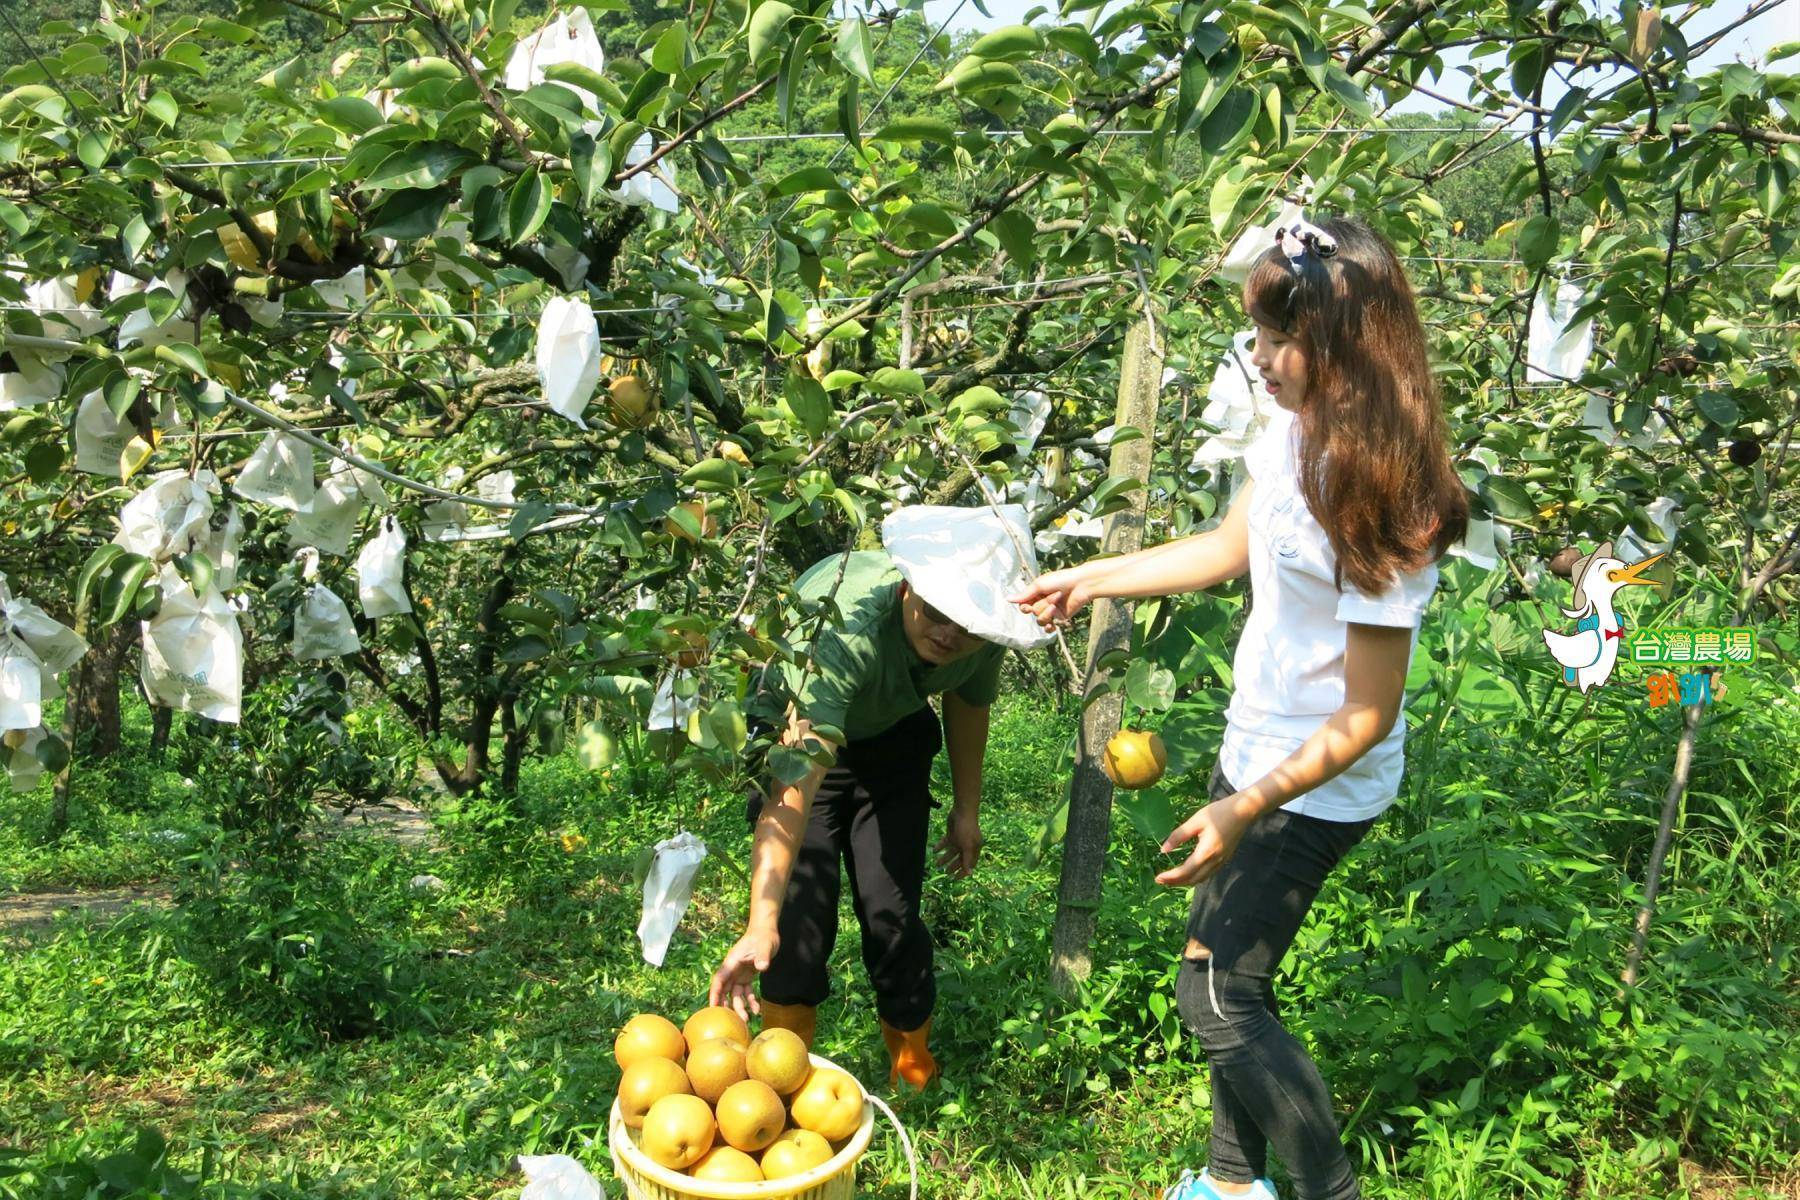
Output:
[1155,798,1251,887]
[1007,568,1093,631]
[709,926,779,1021]
[934,807,983,878]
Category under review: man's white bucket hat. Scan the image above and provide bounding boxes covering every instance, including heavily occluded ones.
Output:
[881,503,1057,651]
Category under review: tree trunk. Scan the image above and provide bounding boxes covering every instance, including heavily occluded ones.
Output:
[66,623,135,762]
[1619,519,1799,994]
[1049,317,1163,995]
[499,698,525,796]
[149,698,172,756]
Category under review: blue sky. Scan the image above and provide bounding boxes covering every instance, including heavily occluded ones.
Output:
[903,0,1799,117]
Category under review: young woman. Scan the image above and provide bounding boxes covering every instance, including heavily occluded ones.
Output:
[1011,216,1467,1200]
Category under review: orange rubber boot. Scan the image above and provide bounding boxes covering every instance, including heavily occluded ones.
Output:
[879,1017,939,1090]
[758,1000,817,1050]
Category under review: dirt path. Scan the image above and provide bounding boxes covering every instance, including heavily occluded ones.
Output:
[0,886,175,936]
[2,780,443,935]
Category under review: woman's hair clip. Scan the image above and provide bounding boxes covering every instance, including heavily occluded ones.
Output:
[1274,214,1338,268]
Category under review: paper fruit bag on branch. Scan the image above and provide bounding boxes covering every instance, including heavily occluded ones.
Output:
[233,431,316,512]
[0,575,89,729]
[535,296,601,429]
[289,457,378,556]
[113,469,219,562]
[141,563,243,723]
[355,518,412,618]
[292,583,362,661]
[195,503,245,591]
[637,831,707,967]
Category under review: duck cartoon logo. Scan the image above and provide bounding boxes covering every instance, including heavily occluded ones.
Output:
[1540,539,1664,693]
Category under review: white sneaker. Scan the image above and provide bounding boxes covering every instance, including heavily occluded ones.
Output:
[1161,1167,1279,1200]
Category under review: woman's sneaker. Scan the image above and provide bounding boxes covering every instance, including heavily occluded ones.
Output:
[1161,1167,1280,1200]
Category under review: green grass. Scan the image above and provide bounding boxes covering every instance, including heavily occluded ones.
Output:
[1,651,1797,1198]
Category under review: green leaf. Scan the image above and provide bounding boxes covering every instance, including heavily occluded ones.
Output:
[506,169,552,244]
[748,1,795,65]
[682,457,742,492]
[75,545,125,616]
[820,369,866,391]
[783,372,831,437]
[1319,64,1371,119]
[380,57,461,89]
[359,142,474,192]
[101,555,154,627]
[1518,213,1560,270]
[1693,390,1739,427]
[868,367,924,396]
[0,199,25,236]
[318,95,385,135]
[24,442,62,484]
[650,22,689,74]
[771,166,843,197]
[969,23,1042,61]
[363,187,451,241]
[144,89,178,126]
[544,63,626,110]
[77,131,108,170]
[1199,87,1257,154]
[936,58,1021,94]
[989,208,1035,270]
[153,342,209,378]
[834,17,876,86]
[872,116,957,144]
[1480,476,1534,520]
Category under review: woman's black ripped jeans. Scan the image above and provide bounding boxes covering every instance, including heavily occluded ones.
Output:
[1175,759,1377,1200]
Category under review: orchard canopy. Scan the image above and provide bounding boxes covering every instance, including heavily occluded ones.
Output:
[1,0,1797,798]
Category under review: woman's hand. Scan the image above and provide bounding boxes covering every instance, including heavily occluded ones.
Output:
[709,926,779,1021]
[1008,567,1094,630]
[1155,798,1252,887]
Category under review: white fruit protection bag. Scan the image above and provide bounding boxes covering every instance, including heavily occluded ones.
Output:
[503,8,607,111]
[289,454,383,556]
[1190,330,1270,467]
[637,830,708,968]
[233,431,317,512]
[355,517,413,617]
[535,295,601,428]
[0,354,64,411]
[0,575,89,729]
[141,563,243,723]
[1526,279,1593,382]
[516,1154,605,1200]
[291,550,362,660]
[196,503,245,591]
[114,469,218,562]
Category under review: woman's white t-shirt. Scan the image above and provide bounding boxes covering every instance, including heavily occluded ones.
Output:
[1218,404,1440,822]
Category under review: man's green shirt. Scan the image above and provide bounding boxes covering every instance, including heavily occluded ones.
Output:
[780,550,1004,743]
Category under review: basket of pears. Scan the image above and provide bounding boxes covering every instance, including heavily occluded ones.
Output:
[608,1006,876,1199]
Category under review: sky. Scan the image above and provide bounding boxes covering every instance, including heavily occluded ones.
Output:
[902,0,1799,119]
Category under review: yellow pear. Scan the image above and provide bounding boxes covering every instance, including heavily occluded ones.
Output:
[744,1028,811,1095]
[714,1078,787,1153]
[684,1006,749,1052]
[788,1066,863,1141]
[685,1037,748,1106]
[760,1128,833,1180]
[662,500,716,543]
[616,1056,691,1130]
[614,1013,686,1071]
[688,1145,763,1183]
[1101,729,1166,790]
[608,374,657,428]
[639,1093,715,1171]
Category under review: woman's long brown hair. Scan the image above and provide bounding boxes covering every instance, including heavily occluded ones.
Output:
[1243,216,1468,596]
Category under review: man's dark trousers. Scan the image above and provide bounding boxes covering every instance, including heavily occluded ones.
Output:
[747,703,942,1031]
